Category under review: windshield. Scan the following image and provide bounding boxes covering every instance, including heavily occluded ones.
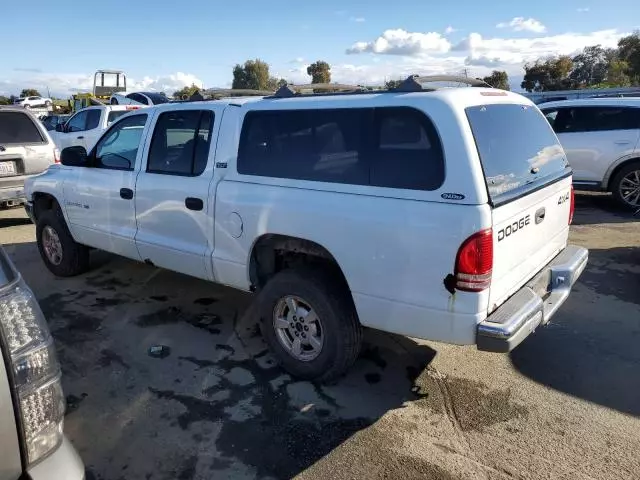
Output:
[466,103,570,203]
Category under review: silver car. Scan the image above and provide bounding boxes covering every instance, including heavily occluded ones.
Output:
[0,107,58,208]
[0,246,84,479]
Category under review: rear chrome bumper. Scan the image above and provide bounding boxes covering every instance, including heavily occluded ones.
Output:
[477,245,589,353]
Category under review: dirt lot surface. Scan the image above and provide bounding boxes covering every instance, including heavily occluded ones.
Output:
[1,192,639,480]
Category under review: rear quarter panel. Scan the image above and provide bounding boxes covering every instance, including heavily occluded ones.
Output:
[211,95,497,344]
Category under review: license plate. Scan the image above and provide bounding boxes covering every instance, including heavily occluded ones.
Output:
[0,162,16,176]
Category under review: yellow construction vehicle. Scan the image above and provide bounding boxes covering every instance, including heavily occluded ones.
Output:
[66,70,128,113]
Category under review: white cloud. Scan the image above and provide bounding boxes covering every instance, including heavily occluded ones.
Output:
[577,7,590,12]
[350,17,366,23]
[444,26,456,35]
[346,29,452,55]
[0,71,204,98]
[497,17,546,33]
[289,57,305,64]
[453,29,626,66]
[335,27,630,90]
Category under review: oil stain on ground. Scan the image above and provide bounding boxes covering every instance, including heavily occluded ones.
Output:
[443,377,528,432]
[136,306,223,334]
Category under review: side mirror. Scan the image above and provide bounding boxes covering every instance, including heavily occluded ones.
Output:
[55,123,65,132]
[60,146,88,167]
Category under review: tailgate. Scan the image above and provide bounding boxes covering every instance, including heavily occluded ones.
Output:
[465,102,573,312]
[490,177,571,311]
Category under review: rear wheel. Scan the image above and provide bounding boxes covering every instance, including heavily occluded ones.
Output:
[36,208,90,277]
[611,161,640,210]
[110,98,119,105]
[45,100,52,107]
[259,268,362,382]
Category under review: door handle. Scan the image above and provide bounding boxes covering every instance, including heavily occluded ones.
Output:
[77,136,84,139]
[185,197,203,211]
[120,188,134,200]
[614,140,630,145]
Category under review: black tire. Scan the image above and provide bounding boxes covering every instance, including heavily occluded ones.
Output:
[36,208,90,277]
[45,100,52,107]
[259,268,363,382]
[611,161,640,210]
[110,98,118,105]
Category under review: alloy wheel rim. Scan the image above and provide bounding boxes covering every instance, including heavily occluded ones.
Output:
[273,295,324,362]
[42,226,63,265]
[620,170,640,207]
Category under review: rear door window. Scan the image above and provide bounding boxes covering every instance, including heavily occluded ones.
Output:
[86,109,101,130]
[466,104,569,202]
[147,110,214,176]
[0,112,45,144]
[550,106,640,133]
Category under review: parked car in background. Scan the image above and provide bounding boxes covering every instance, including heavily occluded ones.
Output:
[540,98,640,209]
[24,77,588,382]
[110,91,170,106]
[0,106,58,208]
[0,246,84,480]
[13,96,53,109]
[40,114,70,132]
[49,104,143,152]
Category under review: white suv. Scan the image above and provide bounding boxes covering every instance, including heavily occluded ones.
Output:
[14,96,53,109]
[24,77,588,381]
[540,98,640,209]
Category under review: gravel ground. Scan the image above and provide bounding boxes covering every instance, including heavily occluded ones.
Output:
[1,191,638,480]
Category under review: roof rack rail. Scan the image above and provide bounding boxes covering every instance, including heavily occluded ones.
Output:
[272,83,365,98]
[180,88,274,102]
[393,75,492,92]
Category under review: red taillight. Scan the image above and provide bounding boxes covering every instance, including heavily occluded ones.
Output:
[53,148,60,164]
[455,229,493,292]
[568,186,575,225]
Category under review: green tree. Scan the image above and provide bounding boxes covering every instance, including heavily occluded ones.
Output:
[569,45,614,88]
[521,56,573,92]
[0,96,10,105]
[306,61,331,84]
[232,59,271,90]
[267,77,287,90]
[20,88,41,97]
[173,84,201,99]
[617,32,640,81]
[384,79,403,89]
[482,70,510,90]
[606,59,632,86]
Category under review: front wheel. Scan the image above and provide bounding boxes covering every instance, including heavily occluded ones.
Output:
[45,100,52,107]
[611,162,640,210]
[110,98,119,105]
[36,208,90,277]
[259,268,362,382]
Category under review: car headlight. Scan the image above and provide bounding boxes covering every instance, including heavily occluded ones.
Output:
[0,280,64,466]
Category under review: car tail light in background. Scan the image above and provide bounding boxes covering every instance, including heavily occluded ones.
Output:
[53,148,60,164]
[0,272,65,465]
[455,229,493,292]
[569,186,575,225]
[125,106,139,110]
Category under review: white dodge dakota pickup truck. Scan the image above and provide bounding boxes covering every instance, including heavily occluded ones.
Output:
[24,77,589,381]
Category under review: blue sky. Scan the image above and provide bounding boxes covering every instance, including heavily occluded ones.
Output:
[1,0,638,96]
